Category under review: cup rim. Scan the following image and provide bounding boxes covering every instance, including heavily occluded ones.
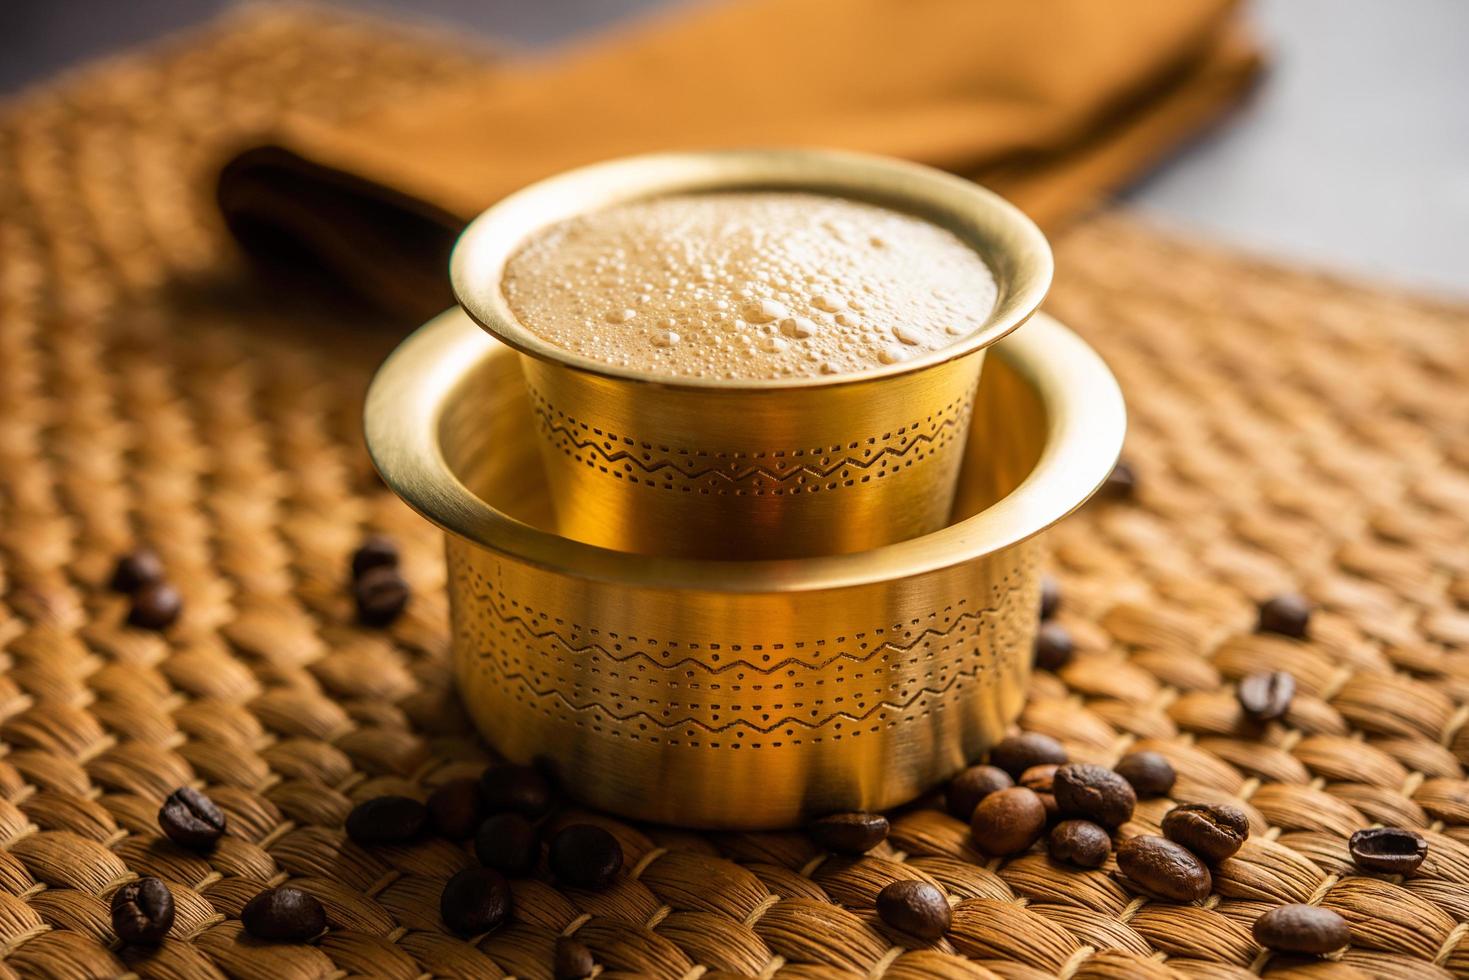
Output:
[365,308,1125,593]
[450,148,1053,391]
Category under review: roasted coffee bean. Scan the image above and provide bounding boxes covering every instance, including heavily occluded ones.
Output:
[350,534,399,579]
[110,549,164,594]
[945,765,1013,820]
[1161,802,1250,861]
[345,795,428,845]
[158,786,226,849]
[809,811,889,855]
[554,936,596,979]
[1102,459,1137,499]
[480,763,554,818]
[1033,622,1074,671]
[989,732,1068,779]
[970,787,1047,856]
[440,866,512,936]
[1348,827,1427,875]
[549,824,623,888]
[241,886,326,941]
[1039,576,1061,621]
[875,880,951,940]
[1053,763,1136,829]
[355,565,409,626]
[1018,764,1059,822]
[427,779,482,840]
[1018,764,1058,792]
[1047,820,1111,869]
[128,582,182,630]
[1114,751,1176,799]
[1236,670,1295,722]
[1257,593,1311,639]
[1252,904,1350,954]
[475,813,541,876]
[111,877,175,945]
[1116,835,1211,902]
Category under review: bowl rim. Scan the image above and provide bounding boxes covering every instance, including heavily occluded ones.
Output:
[365,308,1126,593]
[450,148,1053,391]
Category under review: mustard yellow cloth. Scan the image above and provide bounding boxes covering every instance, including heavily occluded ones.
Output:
[218,0,1260,317]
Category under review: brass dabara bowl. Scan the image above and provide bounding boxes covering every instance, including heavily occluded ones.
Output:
[365,308,1124,829]
[450,150,1053,560]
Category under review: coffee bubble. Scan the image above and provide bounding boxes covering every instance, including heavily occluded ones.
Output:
[780,317,817,339]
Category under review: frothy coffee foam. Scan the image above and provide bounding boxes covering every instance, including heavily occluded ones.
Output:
[501,191,998,381]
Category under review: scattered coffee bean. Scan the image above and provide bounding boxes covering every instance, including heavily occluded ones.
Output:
[1018,764,1060,822]
[241,886,326,941]
[1033,622,1074,671]
[1039,576,1061,621]
[549,824,623,889]
[440,866,512,936]
[809,811,889,855]
[990,732,1068,779]
[350,534,399,580]
[111,877,175,945]
[1102,459,1136,499]
[158,786,226,849]
[1053,763,1136,829]
[480,764,554,818]
[1257,593,1311,639]
[427,779,482,840]
[875,880,951,940]
[1236,670,1295,722]
[1252,904,1350,955]
[355,565,409,626]
[1116,835,1211,902]
[345,795,428,845]
[1047,820,1111,869]
[1348,827,1427,875]
[475,813,541,876]
[554,936,596,980]
[1113,751,1176,799]
[970,787,1047,856]
[110,549,164,594]
[128,581,182,630]
[1018,764,1058,790]
[1161,802,1250,862]
[945,765,1013,820]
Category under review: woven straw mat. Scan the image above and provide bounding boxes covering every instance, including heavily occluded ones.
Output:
[2,8,1468,979]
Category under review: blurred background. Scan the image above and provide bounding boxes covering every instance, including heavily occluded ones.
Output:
[3,0,1466,297]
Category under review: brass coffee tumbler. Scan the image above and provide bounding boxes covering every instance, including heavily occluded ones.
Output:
[365,308,1124,828]
[450,150,1053,560]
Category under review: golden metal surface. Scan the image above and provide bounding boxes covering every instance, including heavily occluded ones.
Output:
[450,150,1053,559]
[365,308,1124,828]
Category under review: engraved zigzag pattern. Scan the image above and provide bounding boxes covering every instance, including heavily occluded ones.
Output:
[536,411,968,484]
[469,589,1006,674]
[472,654,1012,735]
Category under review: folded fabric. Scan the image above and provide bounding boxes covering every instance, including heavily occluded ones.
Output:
[218,0,1261,319]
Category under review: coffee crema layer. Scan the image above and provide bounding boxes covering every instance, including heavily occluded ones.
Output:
[500,191,998,381]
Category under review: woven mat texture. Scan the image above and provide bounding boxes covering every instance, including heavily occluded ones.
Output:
[2,8,1469,979]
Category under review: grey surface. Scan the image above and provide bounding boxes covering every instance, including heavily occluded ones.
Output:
[1120,0,1469,298]
[3,0,1466,297]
